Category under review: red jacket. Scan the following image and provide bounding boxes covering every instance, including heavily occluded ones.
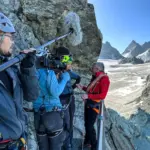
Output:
[83,72,110,102]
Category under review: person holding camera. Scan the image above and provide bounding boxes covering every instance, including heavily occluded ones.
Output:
[55,47,81,150]
[0,12,40,149]
[33,47,71,150]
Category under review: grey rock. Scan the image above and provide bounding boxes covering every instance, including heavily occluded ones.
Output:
[0,0,20,13]
[0,0,101,68]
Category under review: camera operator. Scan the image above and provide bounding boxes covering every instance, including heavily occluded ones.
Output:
[55,47,81,150]
[33,47,71,150]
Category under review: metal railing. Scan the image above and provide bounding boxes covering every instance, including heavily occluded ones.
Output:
[97,100,105,150]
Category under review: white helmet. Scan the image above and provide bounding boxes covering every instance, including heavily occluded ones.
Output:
[0,12,15,33]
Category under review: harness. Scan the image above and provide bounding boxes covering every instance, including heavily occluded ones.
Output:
[34,70,65,138]
[36,105,64,138]
[0,137,27,150]
[59,94,74,146]
[86,73,107,113]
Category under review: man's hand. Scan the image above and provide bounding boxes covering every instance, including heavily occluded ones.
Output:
[76,84,83,90]
[21,48,36,54]
[21,48,36,68]
[81,94,88,100]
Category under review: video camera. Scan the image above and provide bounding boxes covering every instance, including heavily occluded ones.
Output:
[36,46,72,73]
[36,53,67,71]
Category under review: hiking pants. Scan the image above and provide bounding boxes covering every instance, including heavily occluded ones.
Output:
[34,111,65,150]
[60,94,75,149]
[84,105,98,149]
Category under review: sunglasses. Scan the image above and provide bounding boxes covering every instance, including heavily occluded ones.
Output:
[60,55,73,63]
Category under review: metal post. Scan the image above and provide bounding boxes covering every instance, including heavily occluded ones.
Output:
[97,100,104,150]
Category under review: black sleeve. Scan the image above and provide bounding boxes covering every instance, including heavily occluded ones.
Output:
[72,76,81,89]
[20,65,40,102]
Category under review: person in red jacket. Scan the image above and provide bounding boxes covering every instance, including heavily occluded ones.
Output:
[77,62,110,150]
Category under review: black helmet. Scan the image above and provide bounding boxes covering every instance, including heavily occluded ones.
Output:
[55,47,70,57]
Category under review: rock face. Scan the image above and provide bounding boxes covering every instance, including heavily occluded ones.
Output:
[74,84,150,150]
[74,69,150,150]
[0,0,102,68]
[142,41,150,52]
[99,42,123,60]
[122,40,144,58]
[119,56,144,64]
[105,108,150,150]
[137,48,150,63]
[136,74,150,114]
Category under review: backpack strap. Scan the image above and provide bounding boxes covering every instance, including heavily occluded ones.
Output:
[86,73,107,93]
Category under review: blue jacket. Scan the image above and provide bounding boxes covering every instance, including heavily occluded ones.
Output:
[0,66,39,140]
[61,70,81,95]
[33,69,70,112]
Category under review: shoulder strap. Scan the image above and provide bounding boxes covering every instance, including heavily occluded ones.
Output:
[86,74,107,93]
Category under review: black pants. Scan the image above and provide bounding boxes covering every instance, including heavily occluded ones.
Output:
[84,105,98,149]
[60,94,75,149]
[34,111,65,150]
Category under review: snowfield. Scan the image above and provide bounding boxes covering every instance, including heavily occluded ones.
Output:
[98,59,150,118]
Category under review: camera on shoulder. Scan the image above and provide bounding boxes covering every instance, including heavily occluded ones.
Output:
[36,54,67,71]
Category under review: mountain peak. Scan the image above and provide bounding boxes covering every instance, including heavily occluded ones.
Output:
[122,40,143,57]
[105,41,111,46]
[131,40,137,44]
[99,42,123,60]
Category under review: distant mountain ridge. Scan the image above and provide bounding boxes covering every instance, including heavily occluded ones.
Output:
[142,42,150,52]
[99,42,123,60]
[99,40,150,61]
[122,40,144,58]
[122,41,150,58]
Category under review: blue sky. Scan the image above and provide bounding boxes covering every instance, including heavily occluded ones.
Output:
[88,0,150,53]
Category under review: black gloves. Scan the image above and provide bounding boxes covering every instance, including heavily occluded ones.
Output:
[72,84,76,89]
[21,51,36,68]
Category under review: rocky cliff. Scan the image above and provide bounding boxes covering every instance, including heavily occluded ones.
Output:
[0,0,102,68]
[74,73,150,150]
